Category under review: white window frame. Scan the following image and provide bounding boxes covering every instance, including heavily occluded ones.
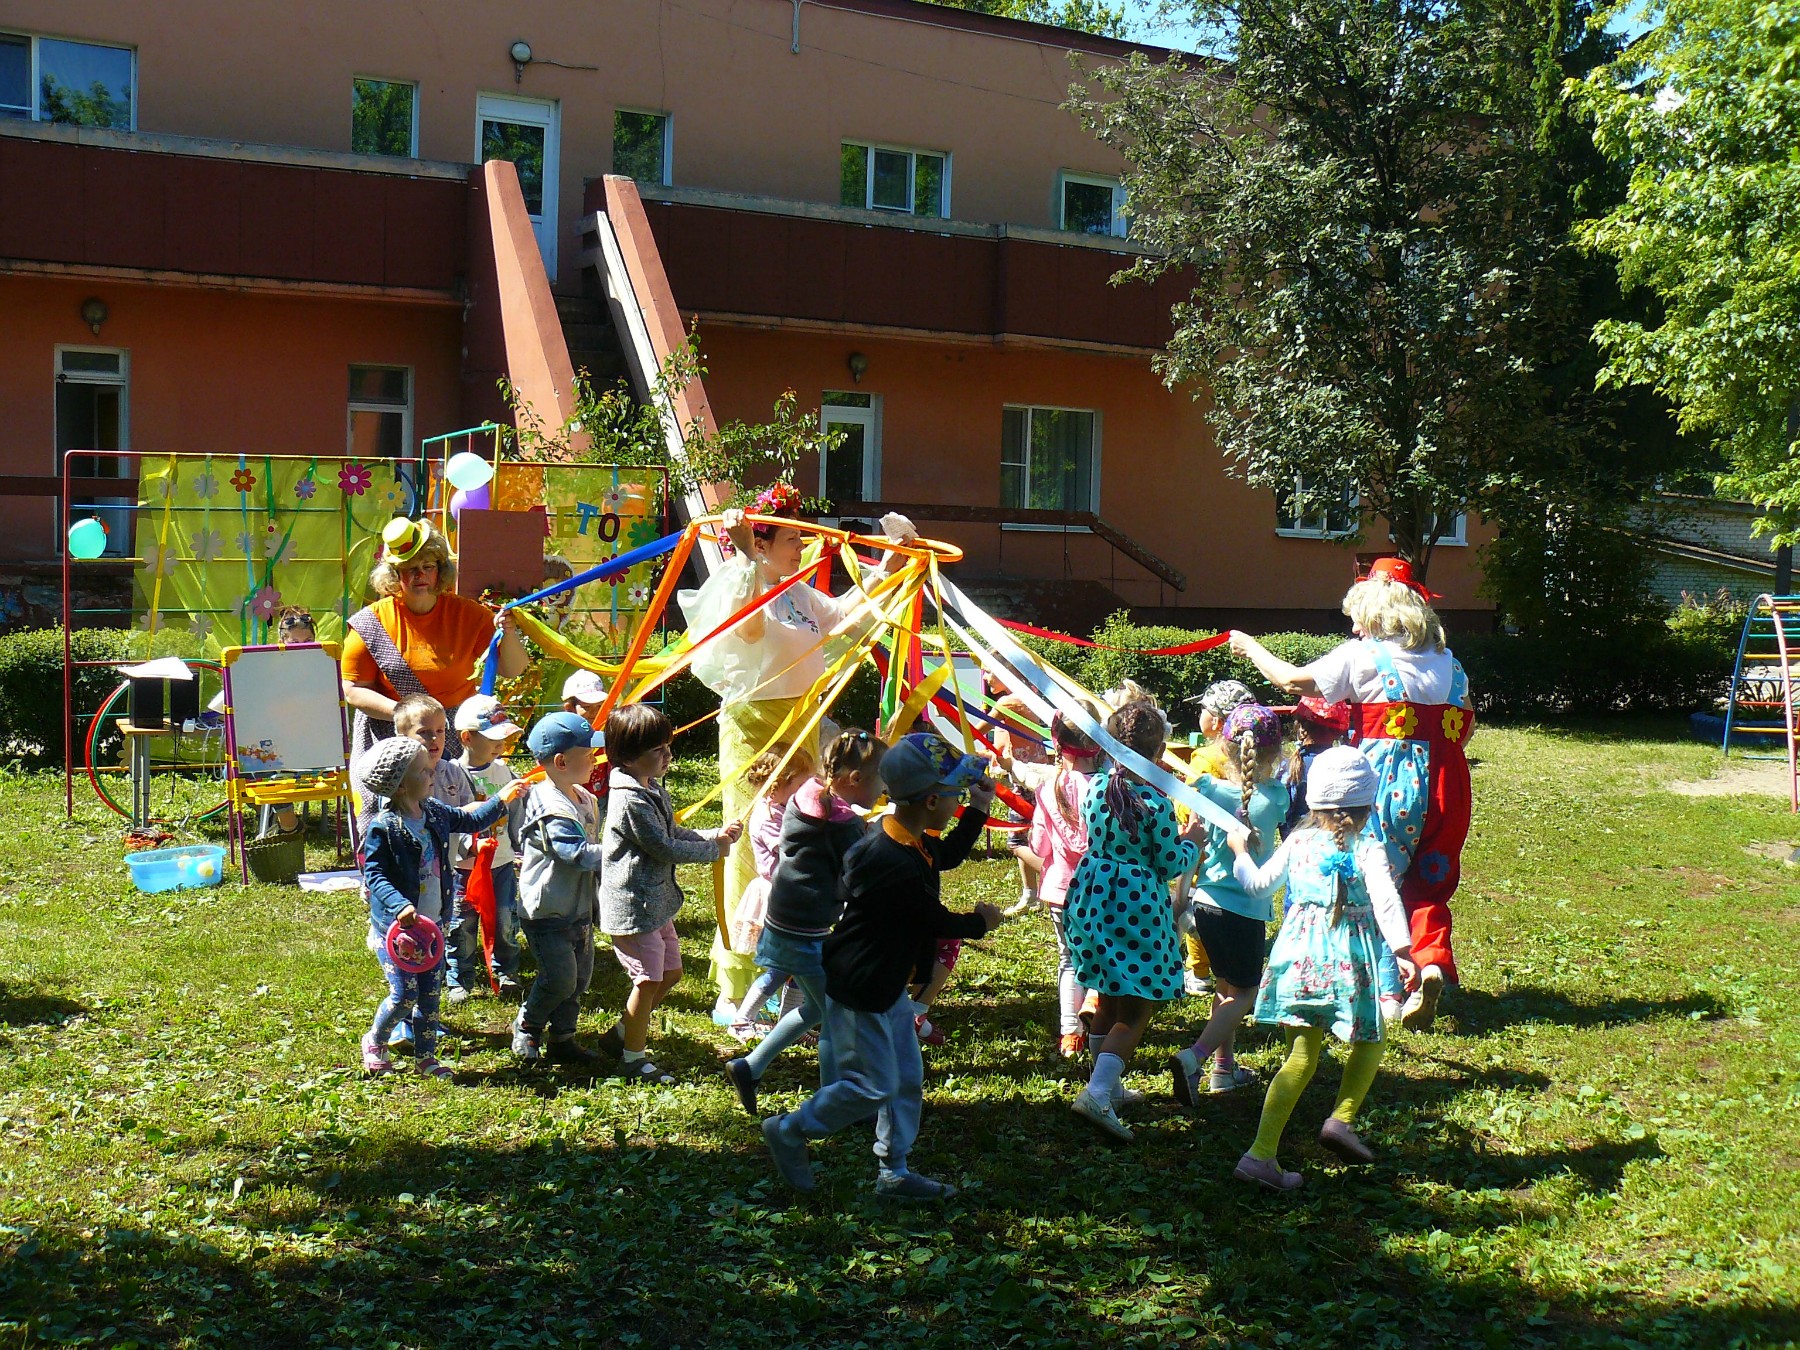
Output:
[2,30,137,129]
[613,107,673,187]
[818,393,882,509]
[842,140,952,218]
[1274,475,1360,539]
[351,75,420,157]
[1057,170,1128,239]
[1433,511,1468,546]
[54,345,131,557]
[346,364,413,463]
[1000,403,1101,531]
[476,92,561,278]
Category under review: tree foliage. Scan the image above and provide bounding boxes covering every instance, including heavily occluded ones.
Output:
[502,335,840,511]
[923,0,1133,40]
[1070,0,1574,575]
[1575,0,1800,542]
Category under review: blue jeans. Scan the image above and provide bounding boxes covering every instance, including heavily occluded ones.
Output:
[371,942,442,1056]
[520,919,594,1042]
[448,862,522,988]
[744,927,831,1081]
[784,992,923,1179]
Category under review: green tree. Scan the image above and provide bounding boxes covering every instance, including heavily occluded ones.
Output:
[39,77,129,129]
[923,0,1133,41]
[502,333,842,511]
[1069,0,1573,576]
[1575,0,1800,542]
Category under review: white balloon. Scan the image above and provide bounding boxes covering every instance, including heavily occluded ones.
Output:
[445,451,495,492]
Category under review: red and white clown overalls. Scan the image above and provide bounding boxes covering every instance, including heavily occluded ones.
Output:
[1346,640,1474,982]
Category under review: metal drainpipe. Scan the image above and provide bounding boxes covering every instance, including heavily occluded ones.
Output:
[792,0,803,53]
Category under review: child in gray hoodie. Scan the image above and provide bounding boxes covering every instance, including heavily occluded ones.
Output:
[599,703,741,1085]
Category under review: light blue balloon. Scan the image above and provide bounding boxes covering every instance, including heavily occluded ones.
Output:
[68,518,108,559]
[445,451,495,492]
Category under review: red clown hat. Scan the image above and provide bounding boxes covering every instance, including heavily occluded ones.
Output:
[1362,555,1443,601]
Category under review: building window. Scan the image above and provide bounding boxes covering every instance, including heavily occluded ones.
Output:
[351,77,417,157]
[820,392,881,508]
[56,347,131,556]
[840,142,948,218]
[1059,172,1127,238]
[1433,511,1468,546]
[347,366,411,461]
[1274,476,1360,538]
[613,109,671,186]
[1001,406,1098,515]
[1,32,134,128]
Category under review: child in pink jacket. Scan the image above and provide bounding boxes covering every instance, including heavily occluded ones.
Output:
[1031,711,1103,1058]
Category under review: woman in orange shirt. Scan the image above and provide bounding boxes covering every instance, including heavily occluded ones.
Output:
[341,518,529,763]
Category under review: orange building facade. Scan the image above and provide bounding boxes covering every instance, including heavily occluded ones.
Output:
[0,0,1492,630]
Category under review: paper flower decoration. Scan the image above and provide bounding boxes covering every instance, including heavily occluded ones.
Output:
[338,463,372,496]
[139,542,178,580]
[189,528,225,562]
[188,613,212,642]
[190,470,220,500]
[1441,707,1467,743]
[230,468,257,493]
[261,521,292,562]
[601,487,626,512]
[294,477,317,501]
[248,585,283,622]
[1382,704,1418,739]
[234,531,256,556]
[626,582,653,606]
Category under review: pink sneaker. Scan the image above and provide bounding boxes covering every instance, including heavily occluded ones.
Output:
[361,1035,393,1076]
[414,1054,456,1081]
[915,1015,945,1047]
[1233,1153,1303,1191]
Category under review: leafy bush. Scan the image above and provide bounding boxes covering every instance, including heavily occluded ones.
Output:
[1456,628,1734,717]
[1665,588,1749,651]
[0,627,141,768]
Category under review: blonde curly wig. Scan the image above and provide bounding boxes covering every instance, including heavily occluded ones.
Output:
[1342,576,1446,653]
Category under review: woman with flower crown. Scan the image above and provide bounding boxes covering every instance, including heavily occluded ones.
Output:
[678,484,918,1022]
[1228,558,1474,1032]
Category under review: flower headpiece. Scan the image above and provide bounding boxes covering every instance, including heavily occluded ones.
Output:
[750,482,804,536]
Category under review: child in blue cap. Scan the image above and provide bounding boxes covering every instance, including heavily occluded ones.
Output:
[761,732,1002,1201]
[512,710,613,1070]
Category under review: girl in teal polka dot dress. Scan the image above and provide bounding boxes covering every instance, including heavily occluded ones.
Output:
[1064,701,1208,1142]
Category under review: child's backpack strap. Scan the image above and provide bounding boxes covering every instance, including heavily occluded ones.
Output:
[1362,638,1409,702]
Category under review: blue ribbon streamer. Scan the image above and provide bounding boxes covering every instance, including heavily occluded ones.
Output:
[479,529,684,695]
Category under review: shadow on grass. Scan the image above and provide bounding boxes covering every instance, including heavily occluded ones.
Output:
[1446,985,1731,1034]
[4,1120,1794,1350]
[0,980,88,1049]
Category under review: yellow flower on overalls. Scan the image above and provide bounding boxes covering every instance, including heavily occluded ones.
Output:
[1383,703,1418,738]
[1441,707,1467,743]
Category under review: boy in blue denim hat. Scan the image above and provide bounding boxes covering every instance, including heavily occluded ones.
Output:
[512,710,613,1071]
[762,732,1003,1201]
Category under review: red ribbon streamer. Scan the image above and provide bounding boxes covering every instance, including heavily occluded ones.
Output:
[463,837,501,995]
[997,618,1231,657]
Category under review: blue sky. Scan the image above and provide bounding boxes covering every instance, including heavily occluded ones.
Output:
[1119,1,1650,54]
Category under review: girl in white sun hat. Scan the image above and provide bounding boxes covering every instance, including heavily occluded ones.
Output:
[1224,745,1415,1190]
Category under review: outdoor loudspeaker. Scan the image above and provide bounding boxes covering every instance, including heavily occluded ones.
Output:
[168,677,200,725]
[128,677,166,730]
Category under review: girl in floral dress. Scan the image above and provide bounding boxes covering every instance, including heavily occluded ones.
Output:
[1225,746,1416,1190]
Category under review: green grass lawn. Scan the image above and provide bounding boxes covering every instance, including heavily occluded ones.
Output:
[1,721,1797,1348]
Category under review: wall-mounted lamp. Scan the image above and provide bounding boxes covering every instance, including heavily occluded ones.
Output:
[80,297,108,336]
[510,40,533,83]
[846,351,868,384]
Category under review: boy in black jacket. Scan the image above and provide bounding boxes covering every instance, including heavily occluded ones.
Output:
[762,733,1002,1201]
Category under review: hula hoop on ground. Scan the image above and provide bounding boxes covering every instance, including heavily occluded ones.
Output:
[84,659,231,823]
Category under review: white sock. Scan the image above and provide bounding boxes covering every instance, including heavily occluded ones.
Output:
[1087,1052,1125,1102]
[1175,1046,1201,1078]
[621,1048,645,1064]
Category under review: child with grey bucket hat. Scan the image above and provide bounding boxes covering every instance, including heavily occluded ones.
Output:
[1224,745,1415,1190]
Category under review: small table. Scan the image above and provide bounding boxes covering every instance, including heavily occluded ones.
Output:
[116,720,168,830]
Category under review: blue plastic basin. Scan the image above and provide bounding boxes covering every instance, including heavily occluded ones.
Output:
[125,844,227,893]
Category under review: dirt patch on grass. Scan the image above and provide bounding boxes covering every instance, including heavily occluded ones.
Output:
[1664,759,1796,799]
[1743,841,1800,866]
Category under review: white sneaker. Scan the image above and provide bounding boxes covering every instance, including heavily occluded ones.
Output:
[1003,890,1040,918]
[1379,995,1404,1027]
[1183,971,1212,998]
[444,985,470,1006]
[1400,965,1445,1031]
[1071,1089,1135,1142]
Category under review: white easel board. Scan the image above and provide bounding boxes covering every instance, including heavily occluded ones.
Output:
[225,645,347,776]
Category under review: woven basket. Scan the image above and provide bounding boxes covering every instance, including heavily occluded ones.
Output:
[244,830,306,885]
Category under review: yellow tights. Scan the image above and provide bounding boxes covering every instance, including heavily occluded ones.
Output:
[1248,1026,1384,1161]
